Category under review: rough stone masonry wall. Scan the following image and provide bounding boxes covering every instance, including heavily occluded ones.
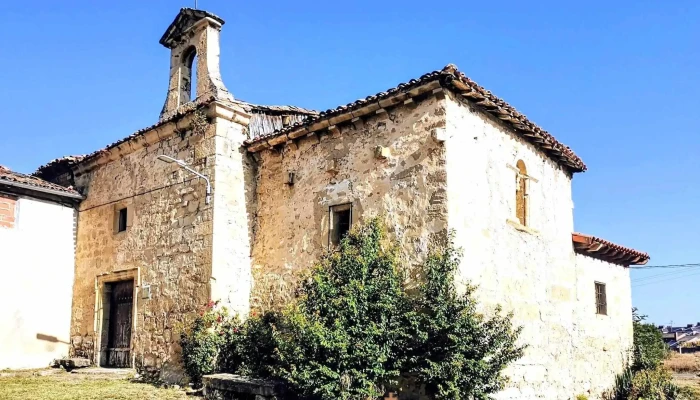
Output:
[68,114,223,380]
[443,92,632,399]
[250,95,448,310]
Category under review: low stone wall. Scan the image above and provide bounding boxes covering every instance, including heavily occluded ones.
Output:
[202,373,430,400]
[203,374,290,400]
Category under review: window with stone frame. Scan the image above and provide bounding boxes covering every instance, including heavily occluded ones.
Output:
[329,203,352,248]
[117,208,127,232]
[114,205,132,234]
[595,282,607,315]
[515,160,529,226]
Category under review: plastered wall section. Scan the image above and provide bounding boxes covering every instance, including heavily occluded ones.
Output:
[444,92,632,399]
[0,196,76,369]
[210,117,256,316]
[250,95,448,311]
[69,117,222,378]
[573,254,633,397]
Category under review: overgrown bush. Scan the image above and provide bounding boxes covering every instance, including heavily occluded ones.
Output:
[400,234,524,399]
[633,308,668,372]
[609,309,691,400]
[273,219,411,399]
[180,219,524,398]
[179,301,238,387]
[612,365,691,400]
[218,311,281,378]
[274,219,523,399]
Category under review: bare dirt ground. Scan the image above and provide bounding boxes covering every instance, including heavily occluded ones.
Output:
[0,368,189,400]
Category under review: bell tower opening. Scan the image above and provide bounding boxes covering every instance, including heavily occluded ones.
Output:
[181,46,198,103]
[159,8,234,120]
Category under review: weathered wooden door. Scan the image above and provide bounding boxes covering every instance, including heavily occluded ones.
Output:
[107,280,133,368]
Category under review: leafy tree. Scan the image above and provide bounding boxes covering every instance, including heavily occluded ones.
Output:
[180,219,524,399]
[632,308,668,371]
[273,218,406,399]
[401,234,525,399]
[610,308,689,400]
[178,301,232,387]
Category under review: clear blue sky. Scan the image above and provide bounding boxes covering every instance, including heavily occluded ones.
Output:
[1,1,697,325]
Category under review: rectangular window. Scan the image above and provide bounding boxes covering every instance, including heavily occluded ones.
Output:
[329,203,352,247]
[117,208,128,233]
[595,282,607,315]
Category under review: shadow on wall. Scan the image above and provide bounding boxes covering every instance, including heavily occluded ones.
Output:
[36,333,70,345]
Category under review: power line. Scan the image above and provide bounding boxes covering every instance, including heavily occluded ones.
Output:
[631,267,700,283]
[630,263,700,270]
[632,270,700,288]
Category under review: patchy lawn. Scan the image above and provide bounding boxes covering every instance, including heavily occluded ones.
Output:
[0,369,189,400]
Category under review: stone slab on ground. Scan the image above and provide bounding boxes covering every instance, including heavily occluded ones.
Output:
[54,358,91,370]
[71,367,135,378]
[203,373,289,400]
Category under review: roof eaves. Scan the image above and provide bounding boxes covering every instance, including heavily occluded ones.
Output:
[35,98,216,180]
[572,232,650,266]
[244,64,586,173]
[0,178,83,200]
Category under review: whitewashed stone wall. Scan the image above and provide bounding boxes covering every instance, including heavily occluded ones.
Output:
[210,116,257,316]
[572,255,633,397]
[444,91,632,399]
[0,197,76,369]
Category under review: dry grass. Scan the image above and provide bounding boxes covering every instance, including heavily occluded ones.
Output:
[664,352,700,398]
[0,369,189,400]
[665,352,700,373]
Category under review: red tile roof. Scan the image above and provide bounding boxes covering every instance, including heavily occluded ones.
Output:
[572,233,649,266]
[246,64,587,173]
[0,165,81,198]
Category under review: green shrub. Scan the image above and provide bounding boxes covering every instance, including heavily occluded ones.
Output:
[180,219,524,398]
[218,311,281,378]
[610,309,689,400]
[273,218,408,399]
[272,219,523,399]
[179,301,238,387]
[612,364,691,400]
[401,234,524,399]
[576,394,589,400]
[632,308,668,372]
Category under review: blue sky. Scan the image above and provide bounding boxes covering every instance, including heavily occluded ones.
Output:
[1,1,698,325]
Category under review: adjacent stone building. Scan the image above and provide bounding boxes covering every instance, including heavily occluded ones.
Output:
[34,7,649,398]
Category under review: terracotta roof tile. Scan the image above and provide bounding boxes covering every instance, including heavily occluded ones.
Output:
[572,233,649,266]
[246,64,587,173]
[0,165,81,197]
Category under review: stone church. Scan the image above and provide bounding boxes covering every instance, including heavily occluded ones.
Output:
[34,7,649,399]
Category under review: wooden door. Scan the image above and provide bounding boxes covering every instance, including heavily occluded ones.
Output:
[107,280,133,368]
